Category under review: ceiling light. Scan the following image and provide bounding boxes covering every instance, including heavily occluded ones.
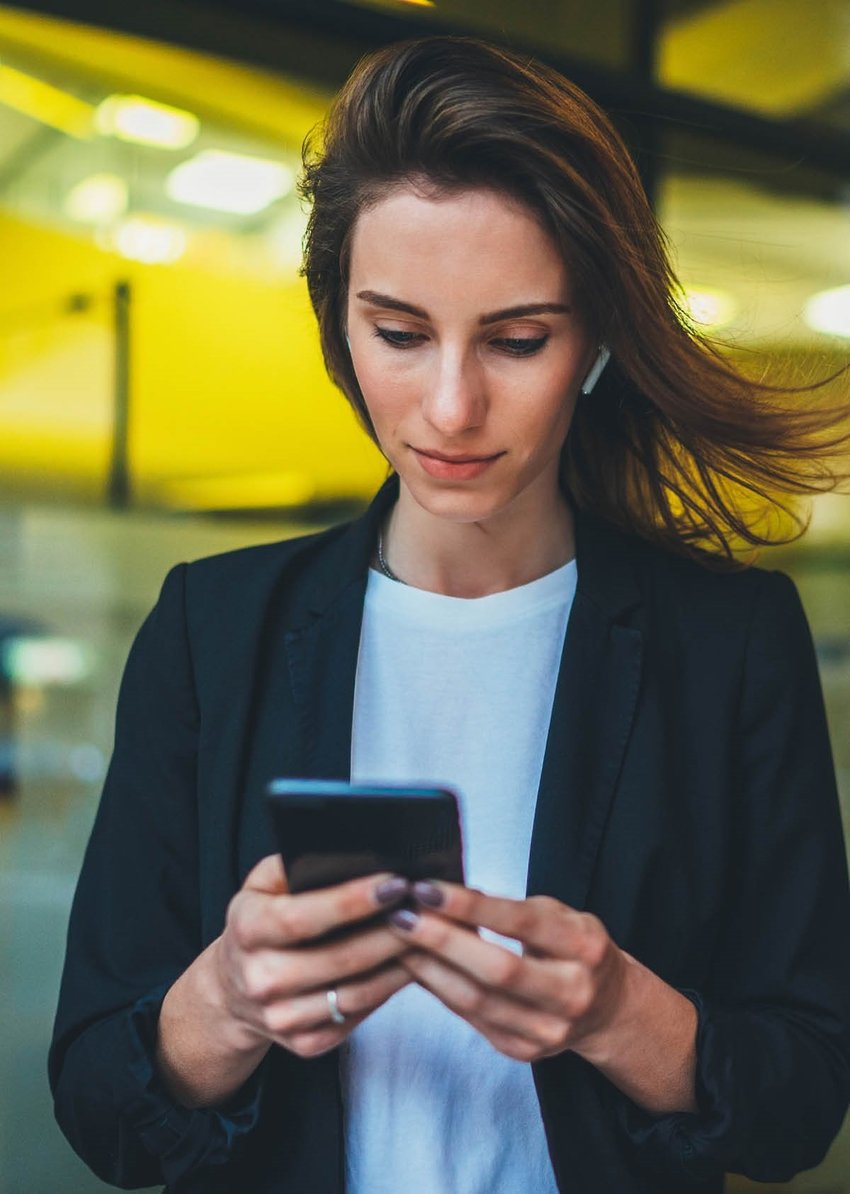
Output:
[3,637,92,686]
[0,62,94,138]
[804,285,850,340]
[166,150,294,215]
[683,287,738,329]
[65,174,128,224]
[95,94,199,149]
[106,215,187,265]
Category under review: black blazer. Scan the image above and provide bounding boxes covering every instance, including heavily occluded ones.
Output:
[49,477,850,1193]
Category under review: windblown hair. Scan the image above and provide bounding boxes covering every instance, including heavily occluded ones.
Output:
[298,35,849,568]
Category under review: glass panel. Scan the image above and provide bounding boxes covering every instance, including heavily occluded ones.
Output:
[659,0,850,133]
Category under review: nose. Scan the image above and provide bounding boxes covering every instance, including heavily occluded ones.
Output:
[420,345,487,436]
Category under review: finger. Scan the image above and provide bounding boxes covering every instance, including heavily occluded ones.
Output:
[241,923,415,1003]
[388,908,576,1013]
[293,925,415,989]
[401,951,569,1053]
[267,961,412,1036]
[412,882,607,963]
[231,872,409,949]
[277,1018,365,1059]
[243,853,289,894]
[272,965,414,1060]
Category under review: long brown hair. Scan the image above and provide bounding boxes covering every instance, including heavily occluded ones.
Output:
[298,35,849,569]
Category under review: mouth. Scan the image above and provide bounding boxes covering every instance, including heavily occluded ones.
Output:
[413,448,503,464]
[410,446,504,481]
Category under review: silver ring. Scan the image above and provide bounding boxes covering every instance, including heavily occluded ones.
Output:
[326,987,346,1025]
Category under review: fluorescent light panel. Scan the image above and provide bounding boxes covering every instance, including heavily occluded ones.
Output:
[683,286,738,329]
[65,174,128,223]
[107,215,187,265]
[166,150,294,215]
[804,285,850,340]
[96,94,199,149]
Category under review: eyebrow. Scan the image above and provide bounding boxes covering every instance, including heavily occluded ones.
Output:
[355,290,571,325]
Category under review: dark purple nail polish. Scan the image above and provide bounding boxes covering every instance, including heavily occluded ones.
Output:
[389,908,419,931]
[413,881,444,908]
[375,876,410,905]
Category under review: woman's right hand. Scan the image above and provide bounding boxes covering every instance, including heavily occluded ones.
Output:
[213,853,414,1059]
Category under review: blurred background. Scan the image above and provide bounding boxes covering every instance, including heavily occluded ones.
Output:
[0,1,848,1190]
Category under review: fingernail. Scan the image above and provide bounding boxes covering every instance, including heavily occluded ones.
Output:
[375,876,410,905]
[412,881,444,908]
[389,908,419,931]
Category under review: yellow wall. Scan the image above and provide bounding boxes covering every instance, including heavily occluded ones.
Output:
[0,215,115,499]
[0,211,386,508]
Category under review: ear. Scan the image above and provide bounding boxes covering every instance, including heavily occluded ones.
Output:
[580,345,611,395]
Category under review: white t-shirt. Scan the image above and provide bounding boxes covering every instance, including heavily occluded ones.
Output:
[342,557,577,1194]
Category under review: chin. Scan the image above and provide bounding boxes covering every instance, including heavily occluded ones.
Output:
[399,471,515,524]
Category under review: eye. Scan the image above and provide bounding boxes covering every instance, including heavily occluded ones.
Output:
[373,327,423,349]
[492,336,549,357]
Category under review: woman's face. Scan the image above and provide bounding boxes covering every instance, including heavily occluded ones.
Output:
[345,183,595,527]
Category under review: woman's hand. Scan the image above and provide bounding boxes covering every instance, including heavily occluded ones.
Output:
[213,854,415,1059]
[384,880,631,1064]
[384,881,699,1114]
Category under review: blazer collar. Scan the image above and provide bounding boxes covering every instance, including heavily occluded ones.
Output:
[289,474,398,626]
[290,472,642,627]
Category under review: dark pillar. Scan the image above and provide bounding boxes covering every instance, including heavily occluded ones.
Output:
[107,280,132,509]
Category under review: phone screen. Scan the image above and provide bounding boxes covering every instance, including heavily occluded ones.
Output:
[265,779,464,894]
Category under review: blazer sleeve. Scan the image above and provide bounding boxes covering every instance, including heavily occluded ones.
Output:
[615,568,850,1183]
[48,563,264,1190]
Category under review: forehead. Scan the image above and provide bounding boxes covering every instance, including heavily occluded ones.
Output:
[348,183,570,308]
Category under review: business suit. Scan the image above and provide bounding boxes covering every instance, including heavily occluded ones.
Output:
[49,475,850,1192]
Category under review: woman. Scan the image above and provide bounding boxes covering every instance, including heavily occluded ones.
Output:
[49,35,850,1193]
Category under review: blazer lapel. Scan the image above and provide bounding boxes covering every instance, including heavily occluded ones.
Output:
[282,477,400,782]
[526,508,643,912]
[231,478,399,890]
[284,577,368,782]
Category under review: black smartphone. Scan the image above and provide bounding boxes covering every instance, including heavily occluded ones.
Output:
[264,779,465,894]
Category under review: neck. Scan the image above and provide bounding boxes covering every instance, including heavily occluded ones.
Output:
[380,482,575,598]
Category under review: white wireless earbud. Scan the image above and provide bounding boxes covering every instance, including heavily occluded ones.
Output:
[345,333,352,353]
[580,344,611,395]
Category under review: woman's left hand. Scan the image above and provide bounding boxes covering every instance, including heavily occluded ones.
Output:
[386,880,632,1063]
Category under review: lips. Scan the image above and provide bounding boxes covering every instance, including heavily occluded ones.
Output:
[415,449,502,464]
[412,447,503,481]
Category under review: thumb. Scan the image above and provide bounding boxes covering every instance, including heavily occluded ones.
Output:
[243,852,290,894]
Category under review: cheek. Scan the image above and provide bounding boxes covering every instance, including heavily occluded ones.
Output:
[544,354,586,429]
[355,357,415,428]
[512,376,579,452]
